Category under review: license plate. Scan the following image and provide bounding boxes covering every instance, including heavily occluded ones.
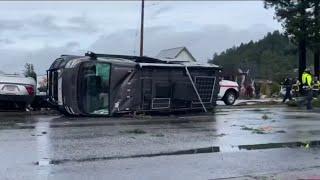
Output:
[3,85,18,91]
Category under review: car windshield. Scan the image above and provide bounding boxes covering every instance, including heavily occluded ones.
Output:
[79,62,110,115]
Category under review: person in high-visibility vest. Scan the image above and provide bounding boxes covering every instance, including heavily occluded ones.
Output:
[301,68,313,110]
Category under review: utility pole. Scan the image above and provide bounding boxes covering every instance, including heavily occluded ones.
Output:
[140,0,144,57]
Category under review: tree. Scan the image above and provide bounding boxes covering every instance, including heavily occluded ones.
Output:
[264,0,313,81]
[209,31,307,82]
[309,0,320,78]
[24,63,37,81]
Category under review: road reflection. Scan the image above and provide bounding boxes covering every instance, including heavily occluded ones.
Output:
[35,117,52,180]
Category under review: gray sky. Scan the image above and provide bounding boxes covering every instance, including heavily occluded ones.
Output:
[0,1,281,74]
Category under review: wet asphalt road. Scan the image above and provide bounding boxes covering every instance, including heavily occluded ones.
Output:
[1,106,320,179]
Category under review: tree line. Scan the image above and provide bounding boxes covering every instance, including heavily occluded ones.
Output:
[208,31,313,82]
[264,0,320,79]
[209,1,320,82]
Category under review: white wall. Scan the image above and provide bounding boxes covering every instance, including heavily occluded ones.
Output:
[176,50,195,62]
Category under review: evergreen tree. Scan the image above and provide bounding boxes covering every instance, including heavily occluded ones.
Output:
[309,0,320,78]
[208,31,314,82]
[264,0,313,81]
[24,63,37,81]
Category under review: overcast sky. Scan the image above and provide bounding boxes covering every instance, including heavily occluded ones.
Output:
[0,1,281,74]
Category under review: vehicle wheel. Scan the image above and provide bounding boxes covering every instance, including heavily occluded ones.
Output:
[223,91,237,105]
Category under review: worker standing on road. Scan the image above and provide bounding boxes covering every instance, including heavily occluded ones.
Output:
[292,77,300,97]
[301,69,313,110]
[282,77,293,103]
[313,77,320,97]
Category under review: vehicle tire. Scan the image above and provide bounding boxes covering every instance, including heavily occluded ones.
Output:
[223,91,237,105]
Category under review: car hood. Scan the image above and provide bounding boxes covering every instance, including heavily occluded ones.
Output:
[219,80,239,87]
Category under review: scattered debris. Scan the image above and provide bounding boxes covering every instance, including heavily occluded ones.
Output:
[31,134,43,136]
[275,130,286,133]
[151,133,165,137]
[262,114,269,120]
[241,125,273,134]
[35,158,52,166]
[121,129,147,134]
[214,133,227,137]
[260,126,273,132]
[252,129,267,134]
[241,126,254,131]
[236,100,280,106]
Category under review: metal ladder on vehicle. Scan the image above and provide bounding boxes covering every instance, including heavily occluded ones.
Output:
[184,66,207,112]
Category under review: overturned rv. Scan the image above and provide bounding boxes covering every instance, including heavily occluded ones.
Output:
[47,52,221,116]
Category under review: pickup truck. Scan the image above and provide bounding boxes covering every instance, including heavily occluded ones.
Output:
[218,80,239,105]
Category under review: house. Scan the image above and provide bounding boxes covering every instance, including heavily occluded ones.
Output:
[156,47,197,62]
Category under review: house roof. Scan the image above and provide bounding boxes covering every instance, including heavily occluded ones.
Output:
[156,46,197,62]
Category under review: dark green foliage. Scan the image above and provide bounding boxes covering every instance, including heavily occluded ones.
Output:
[264,0,320,79]
[264,0,312,80]
[208,31,312,82]
[264,0,312,42]
[24,63,37,81]
[309,1,320,78]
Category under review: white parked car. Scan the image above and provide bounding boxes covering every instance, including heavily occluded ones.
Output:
[218,80,239,105]
[0,74,36,109]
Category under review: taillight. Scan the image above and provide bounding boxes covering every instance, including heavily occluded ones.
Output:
[25,85,35,96]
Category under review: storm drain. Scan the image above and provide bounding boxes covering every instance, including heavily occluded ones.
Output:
[35,146,220,165]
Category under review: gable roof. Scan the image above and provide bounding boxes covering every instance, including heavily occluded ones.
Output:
[156,46,196,62]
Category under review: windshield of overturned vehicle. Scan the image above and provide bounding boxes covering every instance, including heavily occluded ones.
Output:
[79,62,110,115]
